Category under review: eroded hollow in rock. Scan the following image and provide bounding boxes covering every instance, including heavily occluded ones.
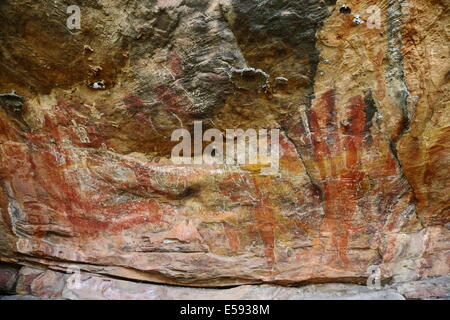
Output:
[340,5,352,14]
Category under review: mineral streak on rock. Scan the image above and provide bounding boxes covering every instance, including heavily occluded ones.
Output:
[0,0,448,291]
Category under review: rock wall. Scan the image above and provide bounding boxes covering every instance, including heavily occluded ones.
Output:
[2,266,449,300]
[0,0,448,292]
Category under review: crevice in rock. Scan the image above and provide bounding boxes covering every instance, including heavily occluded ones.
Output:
[385,0,421,226]
[282,128,323,203]
[11,255,260,288]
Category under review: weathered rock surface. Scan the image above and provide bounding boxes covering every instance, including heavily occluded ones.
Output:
[0,263,19,294]
[392,276,450,300]
[6,266,407,300]
[0,0,448,293]
[3,266,450,300]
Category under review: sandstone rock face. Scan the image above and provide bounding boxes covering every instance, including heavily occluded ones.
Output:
[0,0,448,292]
[11,266,405,300]
[393,276,450,300]
[5,266,450,300]
[0,263,19,294]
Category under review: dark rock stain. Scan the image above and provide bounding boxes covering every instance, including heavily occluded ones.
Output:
[363,89,378,134]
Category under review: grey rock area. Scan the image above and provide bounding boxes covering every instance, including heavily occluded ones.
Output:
[1,265,448,300]
[0,295,55,300]
[0,264,19,294]
[392,276,450,300]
